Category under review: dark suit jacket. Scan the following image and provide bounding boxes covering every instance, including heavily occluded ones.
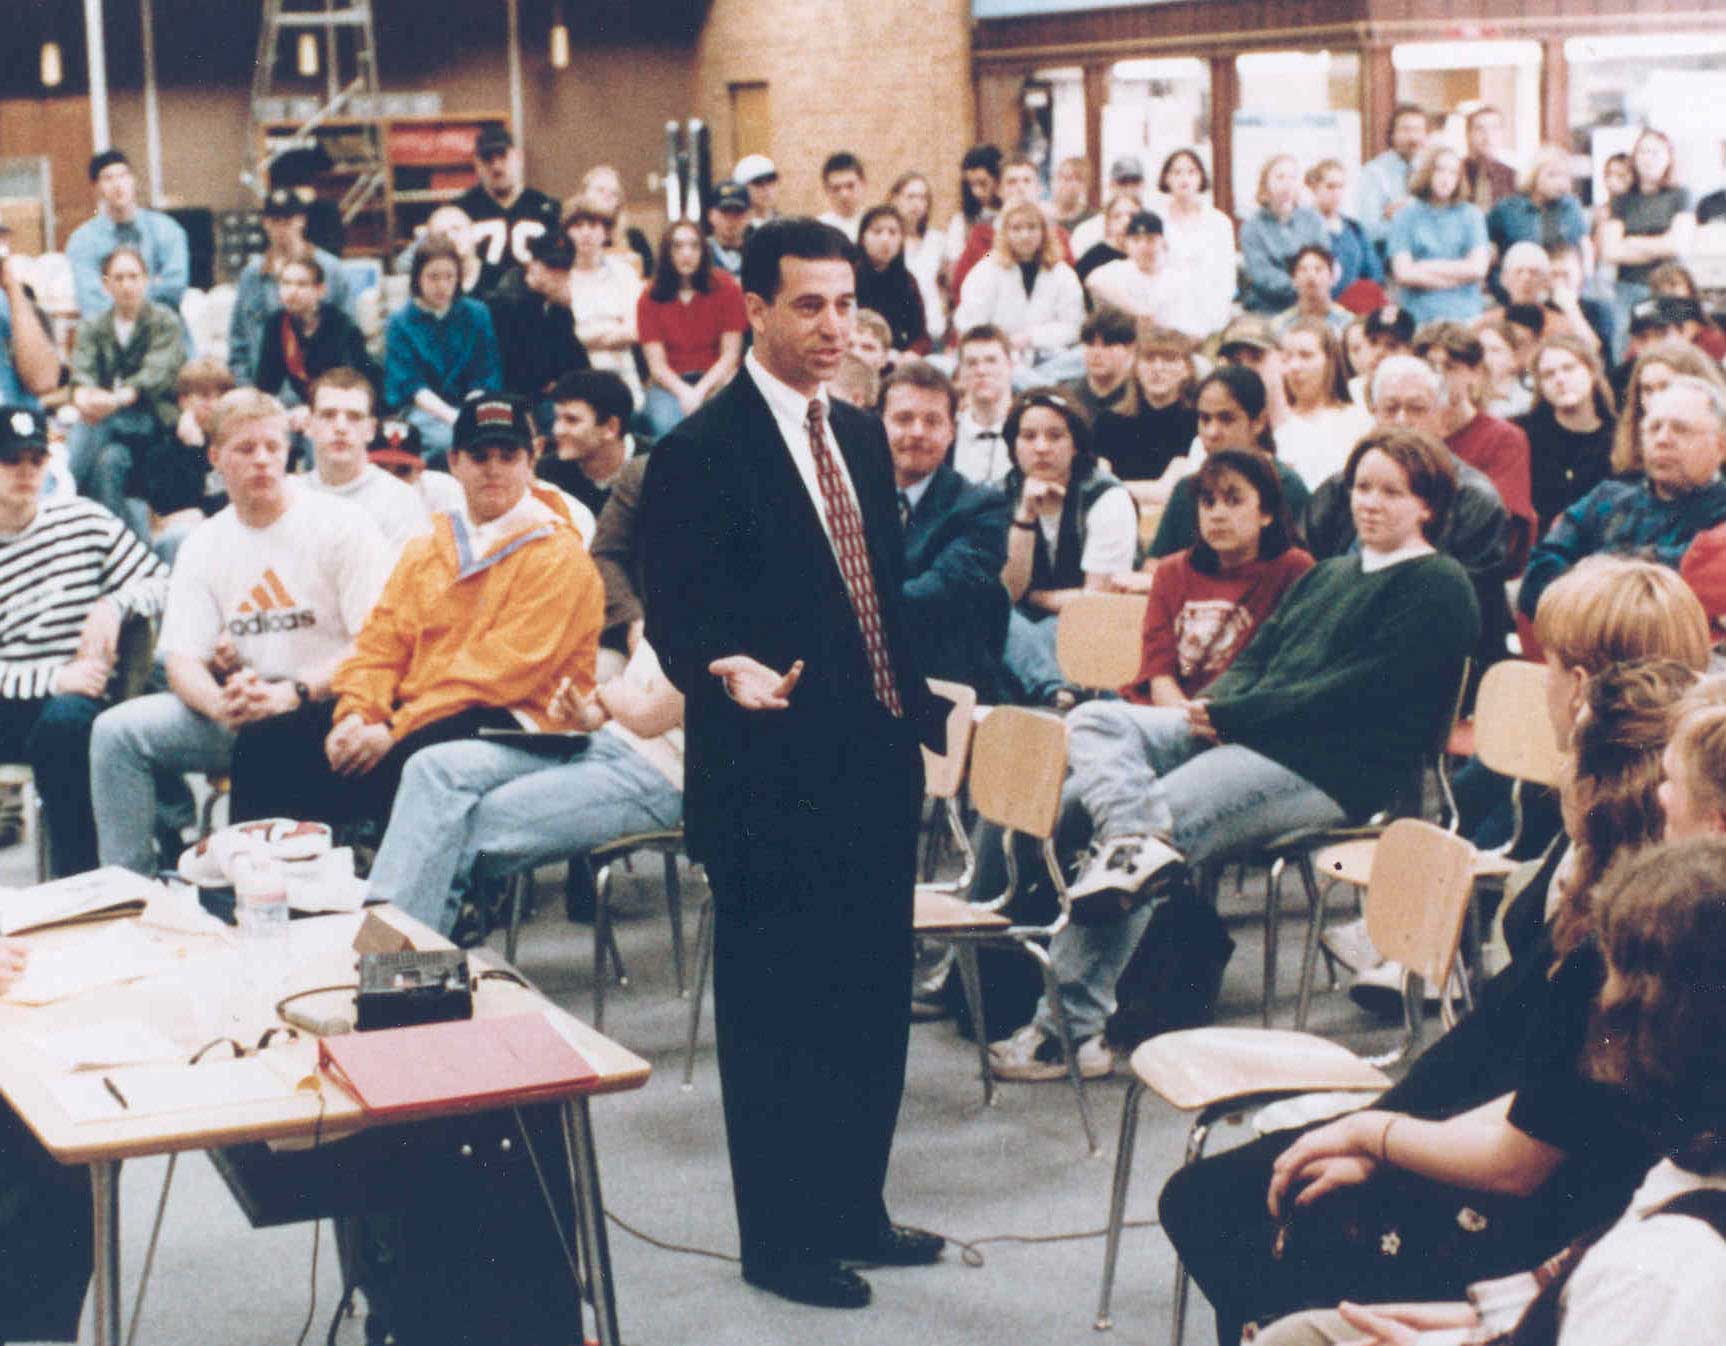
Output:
[590,453,649,640]
[901,463,1010,702]
[641,370,949,864]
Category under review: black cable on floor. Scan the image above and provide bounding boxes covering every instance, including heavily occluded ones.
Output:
[602,1208,1161,1270]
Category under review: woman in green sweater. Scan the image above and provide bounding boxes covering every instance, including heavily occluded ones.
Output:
[991,426,1480,1078]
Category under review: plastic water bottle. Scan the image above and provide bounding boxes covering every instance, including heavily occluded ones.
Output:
[232,851,290,943]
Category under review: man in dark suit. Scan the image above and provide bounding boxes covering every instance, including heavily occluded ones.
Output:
[882,360,1010,701]
[640,219,952,1310]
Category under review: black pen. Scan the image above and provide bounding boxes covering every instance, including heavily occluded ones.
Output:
[102,1076,129,1111]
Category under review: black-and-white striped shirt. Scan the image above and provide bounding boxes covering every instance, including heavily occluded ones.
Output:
[0,497,168,700]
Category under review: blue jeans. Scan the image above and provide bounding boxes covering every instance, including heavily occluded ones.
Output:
[68,410,155,543]
[367,731,683,936]
[641,374,701,440]
[1031,701,1346,1040]
[91,693,235,874]
[402,406,455,470]
[0,694,104,877]
[1002,608,1067,705]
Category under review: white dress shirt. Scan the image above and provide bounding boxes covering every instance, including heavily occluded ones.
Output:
[951,408,1012,486]
[746,349,862,570]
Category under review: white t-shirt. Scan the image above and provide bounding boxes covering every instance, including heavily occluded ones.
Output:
[157,482,391,681]
[416,469,466,517]
[304,463,431,554]
[1273,401,1375,490]
[1034,484,1138,576]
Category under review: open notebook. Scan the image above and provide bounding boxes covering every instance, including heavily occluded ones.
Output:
[0,868,161,936]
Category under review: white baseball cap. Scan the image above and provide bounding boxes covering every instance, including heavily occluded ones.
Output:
[732,153,778,185]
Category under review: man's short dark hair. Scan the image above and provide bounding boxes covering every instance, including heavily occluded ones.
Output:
[89,149,129,181]
[1388,104,1429,142]
[957,323,1012,360]
[551,369,634,432]
[822,151,864,181]
[1413,320,1484,369]
[741,217,853,303]
[308,366,377,414]
[1293,243,1335,273]
[880,359,959,420]
[1080,306,1137,347]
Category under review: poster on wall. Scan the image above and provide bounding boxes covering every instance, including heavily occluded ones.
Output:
[1230,110,1361,221]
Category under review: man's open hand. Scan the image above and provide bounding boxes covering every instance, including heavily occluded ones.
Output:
[708,656,803,710]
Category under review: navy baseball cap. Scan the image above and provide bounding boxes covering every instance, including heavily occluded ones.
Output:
[0,407,49,461]
[453,392,534,452]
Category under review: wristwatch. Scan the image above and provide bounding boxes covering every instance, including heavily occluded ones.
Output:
[293,680,313,707]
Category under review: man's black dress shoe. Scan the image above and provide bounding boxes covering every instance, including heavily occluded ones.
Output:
[742,1260,872,1309]
[836,1224,946,1267]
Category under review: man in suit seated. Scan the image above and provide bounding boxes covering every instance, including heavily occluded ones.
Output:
[881,359,1009,699]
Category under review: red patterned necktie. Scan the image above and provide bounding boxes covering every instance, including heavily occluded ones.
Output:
[805,398,903,717]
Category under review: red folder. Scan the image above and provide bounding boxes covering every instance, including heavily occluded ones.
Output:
[319,1013,599,1121]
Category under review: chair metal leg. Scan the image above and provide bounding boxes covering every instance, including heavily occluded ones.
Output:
[1167,1115,1214,1346]
[1021,939,1099,1154]
[26,780,47,884]
[663,852,686,996]
[682,895,714,1089]
[952,940,994,1108]
[1261,857,1286,1027]
[505,871,529,965]
[592,859,612,1030]
[1293,855,1328,1032]
[1093,1079,1146,1331]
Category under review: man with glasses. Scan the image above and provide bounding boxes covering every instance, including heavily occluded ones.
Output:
[454,125,562,298]
[1520,376,1726,620]
[225,391,604,832]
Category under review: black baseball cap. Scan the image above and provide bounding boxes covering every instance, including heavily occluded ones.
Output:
[453,392,534,452]
[713,181,750,213]
[527,229,575,270]
[1630,296,1695,335]
[369,417,424,469]
[262,186,310,219]
[1364,304,1416,345]
[474,124,514,157]
[1124,209,1163,237]
[0,407,49,461]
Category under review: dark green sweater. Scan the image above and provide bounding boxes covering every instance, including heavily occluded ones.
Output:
[1205,552,1479,818]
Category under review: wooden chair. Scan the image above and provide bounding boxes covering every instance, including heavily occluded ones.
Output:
[1093,819,1477,1346]
[1305,658,1562,1002]
[1055,590,1147,691]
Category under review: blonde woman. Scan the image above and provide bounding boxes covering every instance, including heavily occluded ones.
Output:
[951,200,1084,380]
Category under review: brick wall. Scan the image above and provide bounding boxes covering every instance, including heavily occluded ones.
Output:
[693,0,974,232]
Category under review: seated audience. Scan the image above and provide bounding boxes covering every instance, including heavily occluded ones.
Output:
[1357,104,1431,259]
[1073,192,1135,287]
[953,202,1085,385]
[1475,319,1532,418]
[577,164,654,278]
[90,389,391,875]
[1347,303,1415,405]
[882,361,1010,700]
[1274,245,1353,336]
[1389,144,1490,325]
[1150,366,1310,558]
[68,245,187,540]
[706,180,750,280]
[1305,157,1383,299]
[1240,154,1328,315]
[1609,297,1689,406]
[1061,307,1143,468]
[1515,333,1617,536]
[1482,241,1602,354]
[829,353,881,410]
[1,245,60,411]
[1648,261,1726,360]
[66,151,188,320]
[1610,339,1725,477]
[0,406,167,877]
[300,368,429,553]
[1119,324,1199,503]
[539,369,637,521]
[1546,239,1615,352]
[1051,154,1093,235]
[1681,521,1726,641]
[1254,831,1726,1346]
[853,204,929,356]
[587,437,652,679]
[1520,376,1726,623]
[1600,128,1695,360]
[1485,144,1589,275]
[735,151,782,229]
[252,252,378,413]
[951,153,1075,297]
[1161,582,1706,1343]
[229,188,351,385]
[1070,155,1144,258]
[1153,148,1240,337]
[146,356,236,558]
[943,144,1005,279]
[483,229,589,421]
[849,310,893,377]
[1460,103,1515,209]
[998,389,1137,707]
[1306,355,1515,672]
[1413,321,1536,565]
[950,324,1017,486]
[1274,317,1375,490]
[565,197,644,408]
[227,392,602,831]
[890,172,946,344]
[816,150,867,243]
[383,235,504,463]
[369,416,465,518]
[1085,211,1179,323]
[367,637,683,937]
[1215,317,1293,431]
[400,205,482,292]
[455,125,562,298]
[993,427,1477,1080]
[636,220,747,438]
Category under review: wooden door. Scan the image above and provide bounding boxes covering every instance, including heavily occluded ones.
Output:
[0,96,94,250]
[728,82,769,165]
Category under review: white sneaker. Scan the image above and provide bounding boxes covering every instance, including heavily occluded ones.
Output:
[988,1023,1113,1081]
[1067,834,1186,921]
[1319,917,1384,976]
[1347,959,1446,1019]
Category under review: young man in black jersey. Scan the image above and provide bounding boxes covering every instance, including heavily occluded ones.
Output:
[453,125,563,298]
